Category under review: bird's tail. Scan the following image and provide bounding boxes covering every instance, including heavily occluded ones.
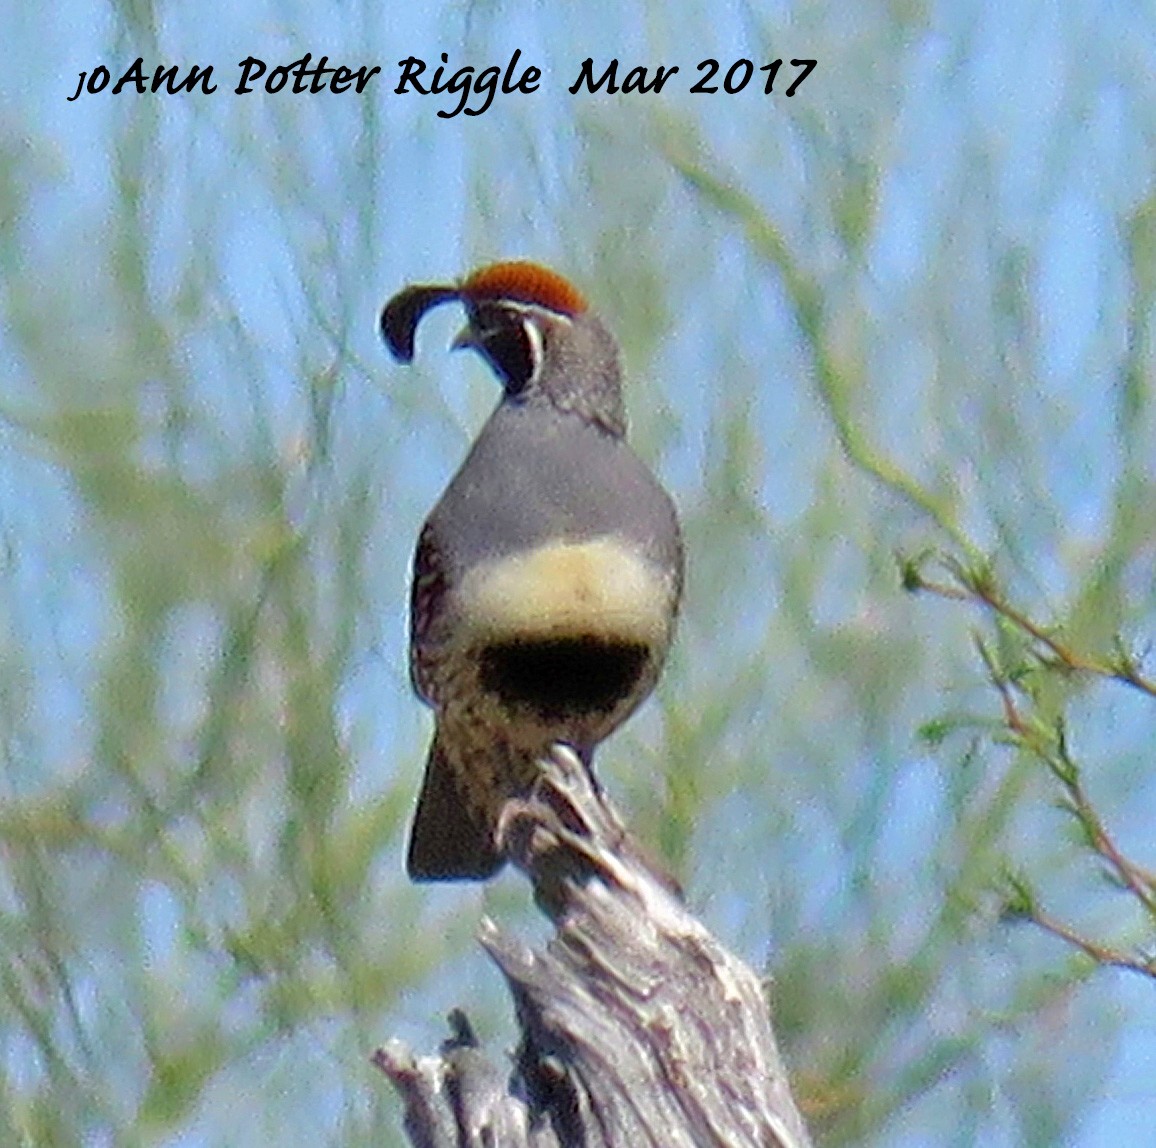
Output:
[406,734,505,881]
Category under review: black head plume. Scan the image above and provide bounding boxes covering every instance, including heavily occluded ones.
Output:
[379,284,459,362]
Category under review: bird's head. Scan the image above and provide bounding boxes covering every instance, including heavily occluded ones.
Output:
[381,261,625,435]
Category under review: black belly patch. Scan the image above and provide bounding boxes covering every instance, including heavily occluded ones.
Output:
[479,637,649,719]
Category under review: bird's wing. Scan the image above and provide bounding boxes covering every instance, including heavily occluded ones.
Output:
[409,519,448,704]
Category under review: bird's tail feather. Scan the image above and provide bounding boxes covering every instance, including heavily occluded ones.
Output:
[406,735,504,881]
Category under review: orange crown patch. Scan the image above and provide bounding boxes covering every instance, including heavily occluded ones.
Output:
[460,261,588,316]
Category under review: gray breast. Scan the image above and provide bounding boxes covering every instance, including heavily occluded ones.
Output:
[430,402,682,580]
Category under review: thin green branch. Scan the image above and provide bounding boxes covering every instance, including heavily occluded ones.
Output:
[973,635,1156,915]
[1003,881,1156,981]
[906,553,1156,700]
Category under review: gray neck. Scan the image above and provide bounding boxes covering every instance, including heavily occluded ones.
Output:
[536,312,627,437]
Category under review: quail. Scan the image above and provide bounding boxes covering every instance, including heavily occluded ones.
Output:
[380,260,684,881]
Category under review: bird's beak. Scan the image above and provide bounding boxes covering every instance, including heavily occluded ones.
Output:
[450,325,480,353]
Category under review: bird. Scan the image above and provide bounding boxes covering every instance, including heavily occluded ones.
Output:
[380,260,684,881]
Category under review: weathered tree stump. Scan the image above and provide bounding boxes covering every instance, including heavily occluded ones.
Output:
[375,747,813,1148]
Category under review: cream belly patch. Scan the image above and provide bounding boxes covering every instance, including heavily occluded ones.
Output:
[454,536,671,646]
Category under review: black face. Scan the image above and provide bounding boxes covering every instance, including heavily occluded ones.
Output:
[469,303,539,395]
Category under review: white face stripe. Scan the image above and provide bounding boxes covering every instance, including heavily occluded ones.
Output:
[496,300,576,325]
[520,315,545,387]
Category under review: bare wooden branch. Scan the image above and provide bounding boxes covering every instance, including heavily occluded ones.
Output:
[376,747,814,1148]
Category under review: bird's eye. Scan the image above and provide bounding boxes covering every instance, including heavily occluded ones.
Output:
[480,316,542,395]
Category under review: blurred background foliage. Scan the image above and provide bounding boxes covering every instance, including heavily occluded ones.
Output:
[1,0,1154,1143]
